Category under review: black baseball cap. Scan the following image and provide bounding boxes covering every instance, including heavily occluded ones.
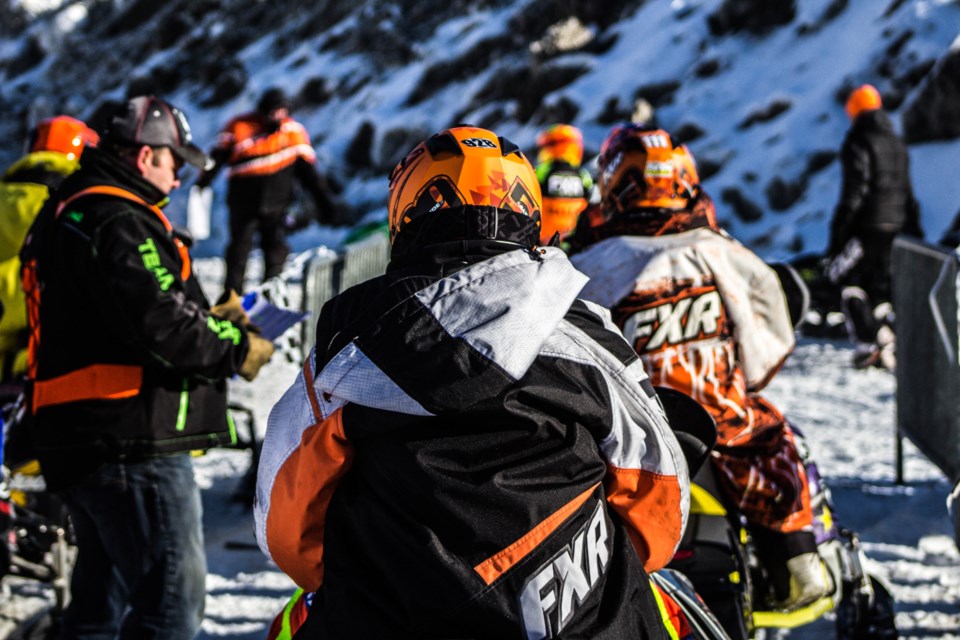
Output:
[104,95,211,170]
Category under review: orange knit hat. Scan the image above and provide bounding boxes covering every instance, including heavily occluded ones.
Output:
[845,85,882,120]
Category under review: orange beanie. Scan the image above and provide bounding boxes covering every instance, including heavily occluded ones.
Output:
[845,85,882,120]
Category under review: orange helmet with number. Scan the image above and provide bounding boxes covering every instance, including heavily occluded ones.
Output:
[536,124,584,167]
[388,126,542,244]
[29,115,99,160]
[845,84,882,120]
[597,124,700,213]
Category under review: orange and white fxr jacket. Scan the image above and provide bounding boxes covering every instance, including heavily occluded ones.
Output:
[254,245,688,638]
[572,227,795,448]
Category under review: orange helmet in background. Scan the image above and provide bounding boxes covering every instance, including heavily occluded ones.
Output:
[597,124,700,213]
[845,84,882,120]
[536,123,584,167]
[388,126,542,244]
[29,115,99,160]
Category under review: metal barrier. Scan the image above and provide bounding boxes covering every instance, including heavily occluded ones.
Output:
[300,234,390,350]
[892,236,960,482]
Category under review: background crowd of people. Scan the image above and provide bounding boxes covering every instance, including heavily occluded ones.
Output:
[0,75,931,639]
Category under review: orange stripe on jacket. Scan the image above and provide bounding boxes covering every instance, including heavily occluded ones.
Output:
[605,466,682,572]
[265,406,354,592]
[220,117,316,178]
[474,483,600,585]
[33,363,142,411]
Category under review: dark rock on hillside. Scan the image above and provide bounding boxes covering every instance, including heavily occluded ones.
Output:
[535,96,580,128]
[378,126,432,173]
[460,59,590,124]
[902,47,960,142]
[694,57,723,78]
[765,176,806,211]
[104,0,166,37]
[298,77,333,108]
[634,81,681,108]
[5,36,45,78]
[805,150,837,175]
[407,35,514,106]
[884,58,937,110]
[674,122,706,144]
[796,0,847,36]
[597,97,631,125]
[738,98,791,129]
[346,121,375,169]
[0,1,28,38]
[883,0,910,18]
[708,0,797,36]
[721,187,764,222]
[697,157,725,181]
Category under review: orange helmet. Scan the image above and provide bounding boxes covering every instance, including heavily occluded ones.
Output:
[597,124,700,213]
[845,84,882,120]
[388,126,542,244]
[29,115,99,160]
[536,123,584,167]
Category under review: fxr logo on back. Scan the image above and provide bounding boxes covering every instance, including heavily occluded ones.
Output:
[623,289,723,352]
[520,501,611,640]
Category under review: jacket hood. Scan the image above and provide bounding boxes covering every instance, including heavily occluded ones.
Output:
[314,246,589,416]
[3,151,80,186]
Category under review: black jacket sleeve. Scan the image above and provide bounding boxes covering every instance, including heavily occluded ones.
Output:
[294,157,337,224]
[829,136,871,256]
[92,210,249,379]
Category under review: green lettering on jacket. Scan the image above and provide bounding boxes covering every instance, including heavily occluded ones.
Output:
[138,237,175,291]
[206,316,242,345]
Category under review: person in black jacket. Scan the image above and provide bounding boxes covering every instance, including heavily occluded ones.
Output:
[827,84,923,370]
[255,126,697,639]
[20,95,275,640]
[196,88,341,296]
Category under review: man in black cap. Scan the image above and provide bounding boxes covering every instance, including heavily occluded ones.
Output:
[197,87,341,296]
[20,95,275,639]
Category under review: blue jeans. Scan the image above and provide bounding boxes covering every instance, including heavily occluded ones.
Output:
[60,455,206,640]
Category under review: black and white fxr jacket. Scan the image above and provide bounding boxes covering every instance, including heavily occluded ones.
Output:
[255,240,688,639]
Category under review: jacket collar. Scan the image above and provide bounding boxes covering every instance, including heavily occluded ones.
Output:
[60,146,168,207]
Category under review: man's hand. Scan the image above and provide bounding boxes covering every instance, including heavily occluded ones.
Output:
[211,289,249,326]
[239,333,275,381]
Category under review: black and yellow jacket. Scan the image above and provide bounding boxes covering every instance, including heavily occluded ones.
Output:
[0,151,81,380]
[21,147,249,490]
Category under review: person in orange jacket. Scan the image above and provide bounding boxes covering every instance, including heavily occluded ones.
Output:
[197,87,340,295]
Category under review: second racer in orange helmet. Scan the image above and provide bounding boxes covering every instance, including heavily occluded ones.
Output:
[388,126,542,244]
[598,124,700,213]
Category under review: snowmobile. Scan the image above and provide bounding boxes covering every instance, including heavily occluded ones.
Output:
[667,449,898,640]
[0,385,76,614]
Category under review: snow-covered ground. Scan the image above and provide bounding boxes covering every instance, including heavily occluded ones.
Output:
[1,260,958,639]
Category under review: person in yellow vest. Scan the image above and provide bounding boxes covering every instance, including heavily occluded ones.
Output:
[0,116,99,383]
[534,123,595,247]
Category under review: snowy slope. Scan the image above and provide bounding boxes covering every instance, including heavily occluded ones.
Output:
[2,0,959,259]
